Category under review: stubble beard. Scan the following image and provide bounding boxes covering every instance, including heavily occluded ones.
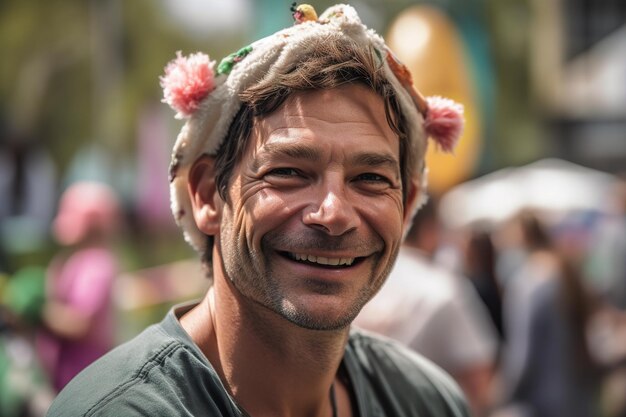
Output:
[220,226,399,331]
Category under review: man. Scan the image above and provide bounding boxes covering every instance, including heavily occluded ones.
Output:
[47,4,467,416]
[354,200,498,416]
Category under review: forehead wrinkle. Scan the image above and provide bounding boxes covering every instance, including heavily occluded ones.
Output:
[350,152,400,175]
[282,115,393,139]
[251,142,323,172]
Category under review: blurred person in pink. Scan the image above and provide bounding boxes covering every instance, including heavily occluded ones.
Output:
[354,199,499,416]
[36,181,121,392]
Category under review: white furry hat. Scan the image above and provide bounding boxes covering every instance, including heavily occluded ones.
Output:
[160,3,464,253]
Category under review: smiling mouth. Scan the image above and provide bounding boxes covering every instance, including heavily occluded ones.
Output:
[282,252,360,268]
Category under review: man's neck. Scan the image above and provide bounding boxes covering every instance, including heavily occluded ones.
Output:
[180,276,350,417]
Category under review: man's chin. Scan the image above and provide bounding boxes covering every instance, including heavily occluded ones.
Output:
[276,301,362,331]
[283,312,354,331]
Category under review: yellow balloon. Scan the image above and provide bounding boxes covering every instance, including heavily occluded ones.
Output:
[386,5,482,194]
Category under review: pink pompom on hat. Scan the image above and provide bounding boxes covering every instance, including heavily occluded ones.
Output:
[160,3,464,253]
[161,52,216,119]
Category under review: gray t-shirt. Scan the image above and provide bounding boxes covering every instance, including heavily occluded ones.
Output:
[47,304,469,417]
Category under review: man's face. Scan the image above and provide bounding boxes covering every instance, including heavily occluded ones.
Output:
[216,83,411,330]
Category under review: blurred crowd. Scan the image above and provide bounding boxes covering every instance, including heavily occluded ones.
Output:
[2,107,626,416]
[3,161,623,415]
[0,178,121,416]
[2,133,626,417]
[0,113,207,416]
[0,73,624,413]
[358,178,626,417]
[1,1,625,414]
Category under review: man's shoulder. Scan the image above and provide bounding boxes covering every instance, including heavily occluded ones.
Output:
[46,320,234,417]
[347,329,470,417]
[348,328,461,390]
[46,324,177,416]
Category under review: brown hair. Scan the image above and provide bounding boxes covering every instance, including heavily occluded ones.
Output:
[202,37,413,268]
[518,211,553,251]
[517,212,600,378]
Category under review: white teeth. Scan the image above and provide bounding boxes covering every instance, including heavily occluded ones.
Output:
[291,253,355,266]
[340,258,353,265]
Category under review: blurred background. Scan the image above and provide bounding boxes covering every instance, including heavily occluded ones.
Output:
[1,0,625,416]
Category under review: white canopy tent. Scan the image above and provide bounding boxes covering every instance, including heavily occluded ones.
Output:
[439,158,619,229]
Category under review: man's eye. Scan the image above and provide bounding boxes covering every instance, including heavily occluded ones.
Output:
[357,173,389,183]
[266,168,301,177]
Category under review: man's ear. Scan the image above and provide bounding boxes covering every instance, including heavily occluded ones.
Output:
[402,176,422,231]
[188,155,222,235]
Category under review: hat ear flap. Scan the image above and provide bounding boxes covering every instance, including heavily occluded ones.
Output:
[424,96,464,153]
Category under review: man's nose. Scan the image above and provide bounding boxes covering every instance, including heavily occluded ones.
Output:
[302,184,361,236]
